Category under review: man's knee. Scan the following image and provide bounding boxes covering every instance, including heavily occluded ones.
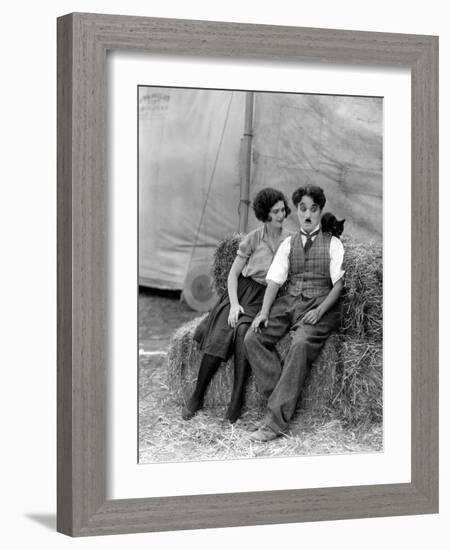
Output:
[235,323,249,340]
[243,328,259,352]
[290,329,309,350]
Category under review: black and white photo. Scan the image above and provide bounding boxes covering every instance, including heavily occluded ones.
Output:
[138,86,383,463]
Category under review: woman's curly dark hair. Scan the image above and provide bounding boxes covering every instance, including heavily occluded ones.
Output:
[252,187,291,222]
[291,185,326,210]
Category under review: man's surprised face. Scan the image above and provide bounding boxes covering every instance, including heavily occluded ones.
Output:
[297,195,321,234]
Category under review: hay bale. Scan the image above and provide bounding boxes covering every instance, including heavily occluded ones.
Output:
[167,318,342,413]
[167,233,383,427]
[167,321,382,427]
[340,236,383,342]
[332,338,383,426]
[211,233,243,294]
[299,336,382,427]
[167,315,265,409]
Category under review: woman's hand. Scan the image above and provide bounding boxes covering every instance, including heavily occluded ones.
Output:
[228,304,244,328]
[251,312,269,332]
[302,307,322,325]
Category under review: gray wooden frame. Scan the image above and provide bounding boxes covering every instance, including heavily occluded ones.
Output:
[57,12,438,537]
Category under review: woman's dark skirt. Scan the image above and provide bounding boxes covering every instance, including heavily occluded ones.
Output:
[193,275,266,360]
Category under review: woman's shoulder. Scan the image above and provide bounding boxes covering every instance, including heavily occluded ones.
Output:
[243,226,265,245]
[247,226,265,238]
[237,227,263,258]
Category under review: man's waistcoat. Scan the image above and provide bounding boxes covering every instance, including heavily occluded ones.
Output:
[287,230,332,299]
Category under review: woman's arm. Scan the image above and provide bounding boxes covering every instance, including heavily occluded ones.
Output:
[249,236,290,332]
[227,256,248,327]
[302,277,344,325]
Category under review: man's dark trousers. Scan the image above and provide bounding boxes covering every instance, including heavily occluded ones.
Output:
[244,294,340,434]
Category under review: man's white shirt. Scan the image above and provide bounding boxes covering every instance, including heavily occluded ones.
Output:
[266,226,345,286]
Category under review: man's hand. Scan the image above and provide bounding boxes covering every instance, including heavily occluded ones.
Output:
[228,304,244,328]
[302,307,322,325]
[251,312,269,332]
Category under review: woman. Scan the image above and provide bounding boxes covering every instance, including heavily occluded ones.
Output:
[182,187,292,423]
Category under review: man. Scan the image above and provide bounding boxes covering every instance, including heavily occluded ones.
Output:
[244,185,345,442]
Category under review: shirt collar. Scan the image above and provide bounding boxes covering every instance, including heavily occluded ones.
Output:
[300,224,321,237]
[262,225,289,237]
[261,225,291,247]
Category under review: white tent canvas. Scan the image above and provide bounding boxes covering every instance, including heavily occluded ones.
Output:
[139,86,382,296]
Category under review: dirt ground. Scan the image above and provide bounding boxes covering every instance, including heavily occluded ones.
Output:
[138,288,382,464]
[139,287,200,352]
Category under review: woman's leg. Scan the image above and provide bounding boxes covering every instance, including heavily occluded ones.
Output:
[225,323,251,423]
[181,353,222,420]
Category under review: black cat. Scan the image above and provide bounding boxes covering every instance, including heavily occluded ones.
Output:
[321,212,345,238]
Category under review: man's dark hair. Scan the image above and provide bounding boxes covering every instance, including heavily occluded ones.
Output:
[252,187,291,222]
[291,185,326,210]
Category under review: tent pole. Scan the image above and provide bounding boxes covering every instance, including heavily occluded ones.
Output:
[238,91,254,233]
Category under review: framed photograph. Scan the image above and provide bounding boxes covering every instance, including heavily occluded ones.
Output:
[57,13,438,536]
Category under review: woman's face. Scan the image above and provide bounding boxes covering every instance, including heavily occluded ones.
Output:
[267,200,286,228]
[296,195,322,233]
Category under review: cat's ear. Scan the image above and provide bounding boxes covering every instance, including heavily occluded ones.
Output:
[340,218,346,223]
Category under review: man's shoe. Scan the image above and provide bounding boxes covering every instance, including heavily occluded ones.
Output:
[249,425,280,442]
